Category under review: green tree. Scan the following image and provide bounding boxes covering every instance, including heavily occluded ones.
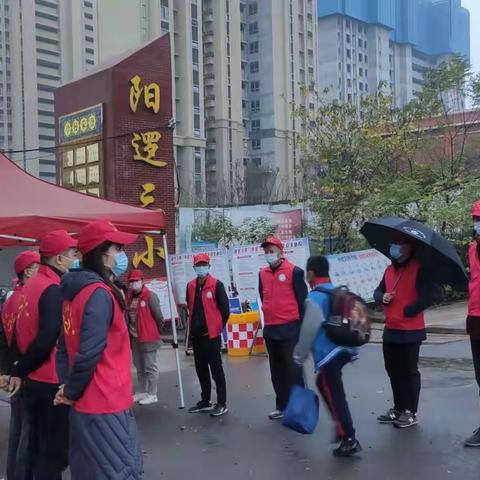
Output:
[295,84,420,252]
[192,215,238,246]
[237,216,277,244]
[409,55,480,242]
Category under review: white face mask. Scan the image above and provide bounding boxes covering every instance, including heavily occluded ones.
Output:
[265,253,280,265]
[130,281,142,292]
[474,221,480,235]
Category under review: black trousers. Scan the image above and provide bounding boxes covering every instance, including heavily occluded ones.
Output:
[471,337,480,393]
[383,342,421,414]
[24,380,69,480]
[265,336,305,411]
[7,392,33,480]
[316,352,355,440]
[192,335,227,406]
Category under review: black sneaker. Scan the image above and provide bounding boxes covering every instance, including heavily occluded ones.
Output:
[394,410,418,429]
[377,408,400,424]
[464,427,480,447]
[268,409,284,420]
[188,401,212,413]
[210,404,228,417]
[333,438,362,457]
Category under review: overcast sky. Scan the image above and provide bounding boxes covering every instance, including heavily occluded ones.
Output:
[462,0,479,74]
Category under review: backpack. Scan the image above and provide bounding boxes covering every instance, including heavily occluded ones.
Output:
[315,286,371,347]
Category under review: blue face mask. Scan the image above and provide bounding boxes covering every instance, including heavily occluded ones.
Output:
[265,253,279,266]
[111,251,129,278]
[474,222,480,235]
[71,259,81,270]
[389,244,402,260]
[194,266,209,278]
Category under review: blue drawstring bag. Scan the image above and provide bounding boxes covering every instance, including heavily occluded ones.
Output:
[282,385,319,434]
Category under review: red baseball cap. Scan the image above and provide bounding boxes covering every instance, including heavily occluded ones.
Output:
[127,269,143,281]
[14,251,40,275]
[77,220,138,254]
[193,253,210,266]
[472,201,480,217]
[39,230,78,257]
[261,236,284,250]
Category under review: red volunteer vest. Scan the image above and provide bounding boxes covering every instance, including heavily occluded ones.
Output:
[63,282,133,414]
[260,259,300,326]
[383,259,425,331]
[15,265,60,384]
[1,286,23,348]
[187,274,223,339]
[133,287,160,343]
[468,242,480,316]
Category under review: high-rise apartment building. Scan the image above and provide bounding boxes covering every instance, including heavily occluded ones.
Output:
[95,0,207,206]
[318,0,470,110]
[0,0,97,180]
[240,0,317,203]
[90,0,317,205]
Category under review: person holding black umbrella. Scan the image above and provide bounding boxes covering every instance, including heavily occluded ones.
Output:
[361,217,466,428]
[465,201,480,447]
[373,234,442,428]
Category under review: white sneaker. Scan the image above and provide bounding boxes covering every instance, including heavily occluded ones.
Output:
[133,392,147,403]
[139,394,158,406]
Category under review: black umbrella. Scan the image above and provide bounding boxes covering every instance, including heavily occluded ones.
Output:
[360,217,468,286]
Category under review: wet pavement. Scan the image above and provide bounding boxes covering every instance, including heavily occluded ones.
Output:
[1,340,479,480]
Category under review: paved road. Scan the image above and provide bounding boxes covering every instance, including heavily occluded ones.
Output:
[1,340,479,480]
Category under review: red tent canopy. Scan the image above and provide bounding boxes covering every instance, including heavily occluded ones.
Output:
[0,153,165,247]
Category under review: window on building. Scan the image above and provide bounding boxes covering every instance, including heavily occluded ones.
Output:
[249,22,258,34]
[61,143,102,197]
[359,67,363,76]
[192,24,198,42]
[250,61,259,73]
[346,34,351,43]
[251,100,260,113]
[194,114,201,135]
[249,2,258,15]
[192,47,199,65]
[359,82,363,91]
[251,119,260,131]
[358,38,362,48]
[346,49,351,59]
[193,69,199,86]
[364,40,367,48]
[250,80,260,92]
[250,41,259,54]
[252,139,261,150]
[358,24,362,33]
[193,91,200,108]
[365,69,368,77]
[347,79,352,88]
[346,20,350,29]
[365,84,369,92]
[358,53,363,62]
[348,93,352,102]
[347,64,351,73]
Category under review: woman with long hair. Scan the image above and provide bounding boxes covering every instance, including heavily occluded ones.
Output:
[55,220,144,480]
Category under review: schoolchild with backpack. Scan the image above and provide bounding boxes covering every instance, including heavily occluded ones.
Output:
[293,255,370,457]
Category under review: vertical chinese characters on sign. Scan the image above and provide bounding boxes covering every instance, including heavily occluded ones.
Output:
[129,75,165,270]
